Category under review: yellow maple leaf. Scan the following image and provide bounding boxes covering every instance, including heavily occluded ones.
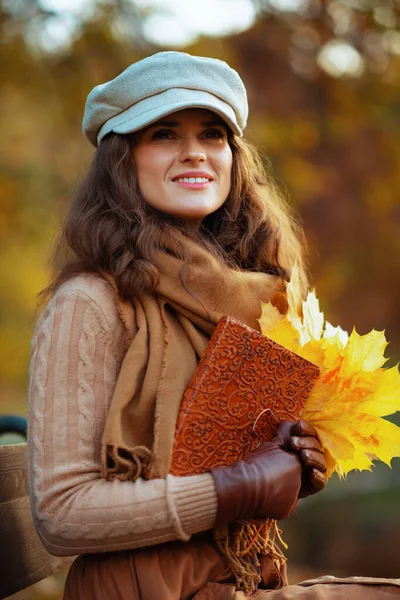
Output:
[264,316,302,354]
[259,287,400,479]
[286,262,303,317]
[339,329,388,375]
[301,290,324,342]
[259,301,283,332]
[355,366,400,417]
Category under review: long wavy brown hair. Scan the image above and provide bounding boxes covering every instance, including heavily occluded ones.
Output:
[40,130,309,305]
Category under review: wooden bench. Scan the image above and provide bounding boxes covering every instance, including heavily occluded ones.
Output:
[0,442,73,598]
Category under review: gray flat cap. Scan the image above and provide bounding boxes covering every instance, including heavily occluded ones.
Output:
[82,51,248,147]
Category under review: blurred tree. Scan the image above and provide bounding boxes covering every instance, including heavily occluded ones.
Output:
[0,0,399,403]
[220,9,400,358]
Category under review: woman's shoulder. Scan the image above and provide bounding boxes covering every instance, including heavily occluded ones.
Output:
[39,273,125,335]
[56,272,114,303]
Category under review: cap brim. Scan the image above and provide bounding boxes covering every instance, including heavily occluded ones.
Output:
[97,88,242,145]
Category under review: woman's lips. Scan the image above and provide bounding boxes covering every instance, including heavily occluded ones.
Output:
[174,180,212,189]
[171,172,213,190]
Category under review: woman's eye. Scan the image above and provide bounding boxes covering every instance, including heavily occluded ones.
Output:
[152,129,175,140]
[203,128,226,140]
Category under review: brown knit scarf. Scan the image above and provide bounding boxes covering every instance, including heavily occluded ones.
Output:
[101,235,289,593]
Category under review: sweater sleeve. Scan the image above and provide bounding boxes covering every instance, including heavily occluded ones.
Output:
[27,278,217,557]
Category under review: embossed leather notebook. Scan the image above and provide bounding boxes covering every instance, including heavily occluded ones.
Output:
[170,315,320,477]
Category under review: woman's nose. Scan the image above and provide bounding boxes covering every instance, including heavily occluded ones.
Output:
[178,138,206,163]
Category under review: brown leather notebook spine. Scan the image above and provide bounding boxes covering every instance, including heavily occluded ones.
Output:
[170,316,320,477]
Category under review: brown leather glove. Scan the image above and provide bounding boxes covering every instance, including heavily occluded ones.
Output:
[211,428,302,528]
[290,419,327,498]
[273,419,327,498]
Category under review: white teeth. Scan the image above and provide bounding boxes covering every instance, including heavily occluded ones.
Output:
[175,177,210,183]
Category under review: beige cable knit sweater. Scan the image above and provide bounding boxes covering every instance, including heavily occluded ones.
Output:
[27,274,218,557]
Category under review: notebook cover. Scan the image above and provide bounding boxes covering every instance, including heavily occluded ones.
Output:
[170,315,320,477]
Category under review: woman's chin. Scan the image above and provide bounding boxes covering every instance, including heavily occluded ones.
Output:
[163,202,224,223]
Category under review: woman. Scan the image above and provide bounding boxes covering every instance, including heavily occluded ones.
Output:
[27,52,399,599]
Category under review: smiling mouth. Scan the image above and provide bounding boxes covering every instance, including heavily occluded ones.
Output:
[173,176,212,184]
[172,176,212,189]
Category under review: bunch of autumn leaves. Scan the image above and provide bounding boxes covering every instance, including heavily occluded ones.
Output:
[259,268,400,479]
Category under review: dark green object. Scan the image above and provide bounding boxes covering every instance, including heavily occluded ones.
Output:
[0,415,27,438]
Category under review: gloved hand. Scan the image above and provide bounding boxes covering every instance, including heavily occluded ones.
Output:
[211,429,302,529]
[291,419,327,498]
[273,419,327,498]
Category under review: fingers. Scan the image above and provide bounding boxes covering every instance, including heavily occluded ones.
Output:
[299,448,327,472]
[272,420,296,450]
[290,420,327,499]
[274,421,296,438]
[291,421,326,472]
[298,468,327,498]
[291,435,323,454]
[273,419,319,445]
[292,419,319,439]
[310,468,326,491]
[291,432,326,475]
[272,420,327,485]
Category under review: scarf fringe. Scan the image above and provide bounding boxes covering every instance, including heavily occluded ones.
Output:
[213,519,287,595]
[102,444,153,481]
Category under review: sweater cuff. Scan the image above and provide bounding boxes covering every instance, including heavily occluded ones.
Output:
[166,473,218,539]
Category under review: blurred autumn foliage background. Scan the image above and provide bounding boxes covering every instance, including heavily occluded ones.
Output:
[1,0,400,598]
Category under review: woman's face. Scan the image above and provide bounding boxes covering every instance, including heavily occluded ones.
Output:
[132,108,233,223]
